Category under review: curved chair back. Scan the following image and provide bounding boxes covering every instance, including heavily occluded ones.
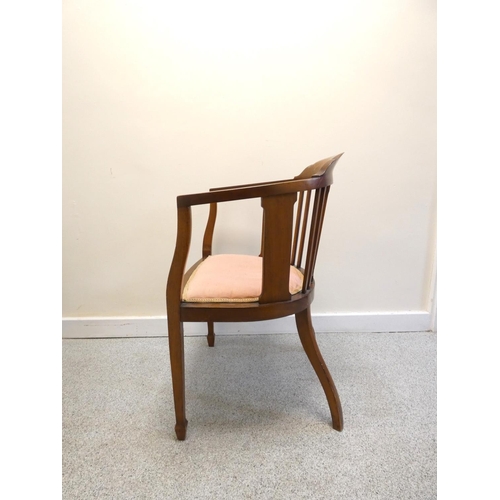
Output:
[292,154,342,293]
[258,154,342,303]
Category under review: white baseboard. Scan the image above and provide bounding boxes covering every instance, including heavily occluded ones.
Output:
[62,311,432,338]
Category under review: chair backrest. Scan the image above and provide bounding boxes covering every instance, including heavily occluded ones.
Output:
[291,155,342,293]
[190,154,343,305]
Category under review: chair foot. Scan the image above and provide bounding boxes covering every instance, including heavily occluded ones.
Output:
[207,321,215,347]
[295,307,344,431]
[167,312,188,440]
[175,419,188,441]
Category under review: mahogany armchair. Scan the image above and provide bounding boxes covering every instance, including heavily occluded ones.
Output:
[166,154,344,440]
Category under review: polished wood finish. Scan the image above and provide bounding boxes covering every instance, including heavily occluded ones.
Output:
[166,206,192,440]
[303,186,330,291]
[296,307,343,431]
[207,321,215,347]
[296,190,311,270]
[260,193,297,303]
[202,203,217,258]
[166,154,344,440]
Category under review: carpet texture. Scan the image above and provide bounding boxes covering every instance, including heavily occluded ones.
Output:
[63,332,436,499]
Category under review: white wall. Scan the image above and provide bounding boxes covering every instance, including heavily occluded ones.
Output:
[63,0,436,323]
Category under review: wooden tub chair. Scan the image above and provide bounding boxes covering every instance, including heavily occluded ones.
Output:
[166,154,344,440]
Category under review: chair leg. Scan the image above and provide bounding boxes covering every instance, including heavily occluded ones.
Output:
[167,313,188,440]
[207,321,215,347]
[295,307,343,431]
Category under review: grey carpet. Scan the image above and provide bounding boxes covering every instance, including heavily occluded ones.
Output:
[63,332,436,499]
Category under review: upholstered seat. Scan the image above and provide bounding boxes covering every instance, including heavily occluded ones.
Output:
[182,254,304,303]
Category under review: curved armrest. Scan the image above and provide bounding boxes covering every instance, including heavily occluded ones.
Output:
[176,177,326,208]
[209,179,291,192]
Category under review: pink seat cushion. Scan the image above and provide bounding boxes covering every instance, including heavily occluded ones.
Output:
[182,254,304,303]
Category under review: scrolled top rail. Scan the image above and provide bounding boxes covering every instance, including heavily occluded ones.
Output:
[294,153,344,181]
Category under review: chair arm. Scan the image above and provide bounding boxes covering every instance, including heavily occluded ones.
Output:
[209,179,291,191]
[176,177,324,208]
[166,193,298,305]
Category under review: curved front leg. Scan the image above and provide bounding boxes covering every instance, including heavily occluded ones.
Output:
[295,307,343,431]
[166,206,192,440]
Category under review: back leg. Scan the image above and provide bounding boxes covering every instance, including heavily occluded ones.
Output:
[295,307,343,431]
[207,321,215,347]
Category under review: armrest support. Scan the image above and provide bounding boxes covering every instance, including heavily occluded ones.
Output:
[259,192,297,303]
[166,206,192,303]
[202,203,217,258]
